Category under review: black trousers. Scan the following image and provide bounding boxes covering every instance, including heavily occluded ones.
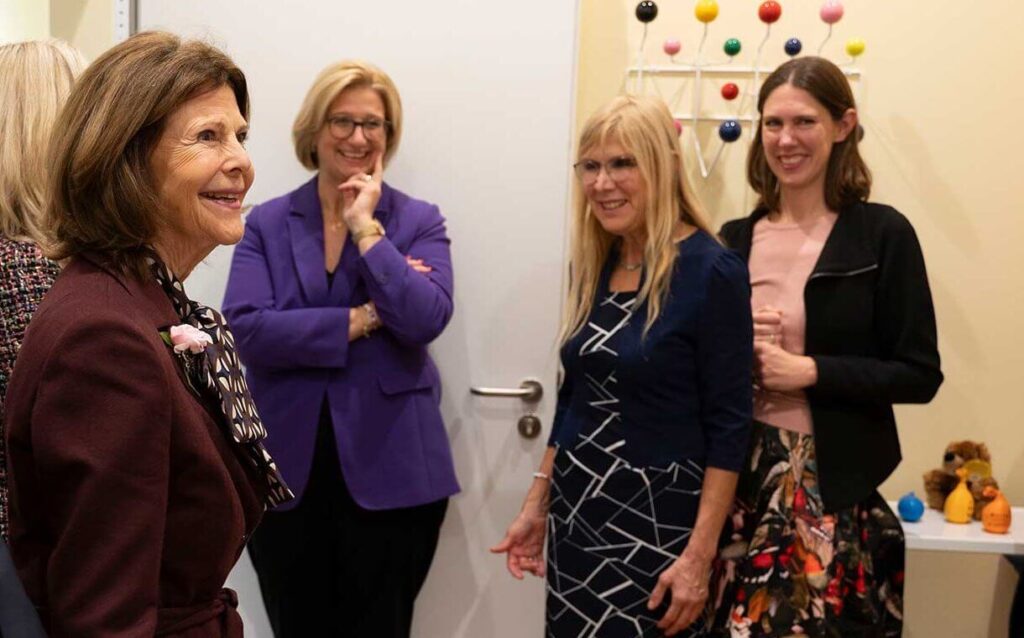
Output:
[248,405,448,638]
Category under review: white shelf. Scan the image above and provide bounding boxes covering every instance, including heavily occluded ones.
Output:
[888,501,1024,555]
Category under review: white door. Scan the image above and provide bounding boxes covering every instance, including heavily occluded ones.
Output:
[138,2,579,636]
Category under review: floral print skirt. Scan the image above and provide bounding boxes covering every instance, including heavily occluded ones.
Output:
[710,422,904,638]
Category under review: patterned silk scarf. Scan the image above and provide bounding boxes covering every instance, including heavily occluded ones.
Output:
[148,255,293,508]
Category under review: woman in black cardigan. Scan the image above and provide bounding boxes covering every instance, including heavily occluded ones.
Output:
[711,57,942,637]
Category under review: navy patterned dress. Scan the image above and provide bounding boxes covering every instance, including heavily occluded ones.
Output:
[545,231,753,637]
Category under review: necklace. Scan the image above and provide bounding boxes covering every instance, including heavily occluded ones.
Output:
[619,260,643,272]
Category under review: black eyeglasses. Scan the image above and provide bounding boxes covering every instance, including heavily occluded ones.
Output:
[326,115,391,140]
[573,156,639,184]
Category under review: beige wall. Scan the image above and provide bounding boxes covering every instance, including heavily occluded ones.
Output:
[0,0,50,43]
[0,1,115,58]
[49,0,114,60]
[577,1,1023,635]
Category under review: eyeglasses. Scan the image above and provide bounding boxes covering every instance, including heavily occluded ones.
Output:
[326,115,391,140]
[573,156,639,185]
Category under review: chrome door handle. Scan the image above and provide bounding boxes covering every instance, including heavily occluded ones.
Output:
[470,379,543,402]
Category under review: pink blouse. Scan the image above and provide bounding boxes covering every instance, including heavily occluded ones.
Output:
[748,212,836,434]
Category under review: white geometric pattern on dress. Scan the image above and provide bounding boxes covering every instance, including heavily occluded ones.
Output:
[546,292,706,637]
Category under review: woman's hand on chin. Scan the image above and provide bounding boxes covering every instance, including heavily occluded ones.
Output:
[339,152,384,231]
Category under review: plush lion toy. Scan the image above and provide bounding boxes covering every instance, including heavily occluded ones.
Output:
[922,440,999,520]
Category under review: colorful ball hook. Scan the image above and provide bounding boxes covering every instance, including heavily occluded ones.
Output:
[663,38,682,56]
[845,37,866,57]
[695,0,719,23]
[721,83,739,101]
[820,1,844,24]
[673,119,683,136]
[636,1,658,23]
[723,38,742,57]
[785,38,802,56]
[758,1,782,24]
[719,120,742,142]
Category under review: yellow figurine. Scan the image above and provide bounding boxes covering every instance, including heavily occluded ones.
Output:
[943,468,974,524]
[981,486,1012,534]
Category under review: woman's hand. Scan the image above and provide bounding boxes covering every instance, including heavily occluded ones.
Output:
[339,153,384,231]
[405,255,432,274]
[648,549,712,636]
[753,306,782,345]
[347,302,381,342]
[754,341,817,391]
[490,504,548,580]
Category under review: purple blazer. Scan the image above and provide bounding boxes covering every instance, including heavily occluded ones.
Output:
[223,177,459,511]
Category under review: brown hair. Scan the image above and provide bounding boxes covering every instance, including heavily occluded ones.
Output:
[292,60,403,170]
[0,39,86,245]
[747,56,871,212]
[45,31,249,278]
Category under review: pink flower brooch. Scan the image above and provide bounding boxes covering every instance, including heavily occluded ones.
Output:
[160,324,213,354]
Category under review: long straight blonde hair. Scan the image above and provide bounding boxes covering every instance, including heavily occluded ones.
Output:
[560,95,713,344]
[0,39,86,245]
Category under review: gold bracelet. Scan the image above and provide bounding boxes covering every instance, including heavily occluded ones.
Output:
[364,303,379,328]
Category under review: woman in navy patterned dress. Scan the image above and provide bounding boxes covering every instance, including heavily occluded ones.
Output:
[493,95,753,637]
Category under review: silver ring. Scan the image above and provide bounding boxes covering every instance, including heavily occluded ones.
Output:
[363,174,373,182]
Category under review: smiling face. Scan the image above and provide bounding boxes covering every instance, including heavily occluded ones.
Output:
[149,84,254,256]
[315,86,387,183]
[760,83,855,198]
[579,141,646,238]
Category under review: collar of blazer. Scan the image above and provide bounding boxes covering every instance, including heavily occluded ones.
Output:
[726,201,878,277]
[285,176,396,306]
[288,175,395,223]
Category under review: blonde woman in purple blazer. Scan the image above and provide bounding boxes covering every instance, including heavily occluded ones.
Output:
[222,60,458,637]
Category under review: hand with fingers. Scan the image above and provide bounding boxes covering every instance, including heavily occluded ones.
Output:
[752,305,782,346]
[489,505,547,580]
[405,255,432,274]
[648,550,712,636]
[339,152,384,231]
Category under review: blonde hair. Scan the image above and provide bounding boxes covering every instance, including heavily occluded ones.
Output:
[46,31,248,279]
[561,95,714,343]
[0,39,86,245]
[292,60,403,170]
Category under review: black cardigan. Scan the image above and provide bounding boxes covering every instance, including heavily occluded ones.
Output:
[720,201,943,511]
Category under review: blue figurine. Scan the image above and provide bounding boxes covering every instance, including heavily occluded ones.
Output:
[718,120,741,142]
[898,492,925,522]
[785,38,803,56]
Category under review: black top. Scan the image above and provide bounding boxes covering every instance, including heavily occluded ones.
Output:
[549,230,753,472]
[721,201,943,510]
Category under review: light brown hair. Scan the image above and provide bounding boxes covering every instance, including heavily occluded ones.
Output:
[45,31,249,278]
[292,60,403,170]
[747,56,871,212]
[0,39,86,245]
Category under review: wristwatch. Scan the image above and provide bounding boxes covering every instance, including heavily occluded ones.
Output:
[352,219,386,243]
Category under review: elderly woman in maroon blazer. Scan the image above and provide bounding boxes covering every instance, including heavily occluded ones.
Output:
[222,60,458,637]
[4,32,291,637]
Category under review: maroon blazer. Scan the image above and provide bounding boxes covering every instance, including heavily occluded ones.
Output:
[4,254,266,637]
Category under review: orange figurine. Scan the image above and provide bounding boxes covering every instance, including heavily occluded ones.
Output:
[981,486,1012,534]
